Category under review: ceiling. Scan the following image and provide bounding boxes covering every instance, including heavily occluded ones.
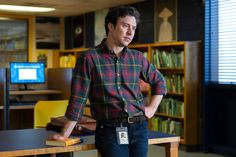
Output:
[0,0,144,17]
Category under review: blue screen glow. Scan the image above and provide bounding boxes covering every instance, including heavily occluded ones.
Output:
[10,62,45,84]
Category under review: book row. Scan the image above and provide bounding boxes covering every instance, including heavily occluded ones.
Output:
[0,38,26,51]
[164,74,184,94]
[158,97,184,118]
[151,117,184,138]
[59,55,76,68]
[152,49,184,68]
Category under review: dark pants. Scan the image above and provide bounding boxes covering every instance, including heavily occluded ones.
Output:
[95,120,148,157]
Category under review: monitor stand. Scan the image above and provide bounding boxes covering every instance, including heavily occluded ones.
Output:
[19,84,34,91]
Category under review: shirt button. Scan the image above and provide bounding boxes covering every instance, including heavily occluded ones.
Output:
[117,73,120,76]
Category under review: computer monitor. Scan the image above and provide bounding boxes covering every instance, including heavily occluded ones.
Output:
[9,62,45,90]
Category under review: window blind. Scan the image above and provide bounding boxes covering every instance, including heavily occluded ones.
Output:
[205,0,236,84]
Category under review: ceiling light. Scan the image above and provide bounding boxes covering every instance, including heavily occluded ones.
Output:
[0,5,55,12]
[0,17,12,20]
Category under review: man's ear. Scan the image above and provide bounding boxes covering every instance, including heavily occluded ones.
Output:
[108,23,114,32]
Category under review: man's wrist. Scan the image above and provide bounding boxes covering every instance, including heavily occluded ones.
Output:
[60,120,77,138]
[60,127,67,137]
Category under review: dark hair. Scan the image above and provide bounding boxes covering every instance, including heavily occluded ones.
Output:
[105,6,140,35]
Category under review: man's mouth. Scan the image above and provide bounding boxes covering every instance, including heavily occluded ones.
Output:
[124,37,131,42]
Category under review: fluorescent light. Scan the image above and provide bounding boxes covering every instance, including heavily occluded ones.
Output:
[0,17,12,20]
[0,5,55,12]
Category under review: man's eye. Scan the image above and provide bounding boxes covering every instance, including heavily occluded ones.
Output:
[123,24,129,27]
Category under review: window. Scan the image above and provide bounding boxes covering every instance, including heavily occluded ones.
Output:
[0,18,28,67]
[205,0,236,84]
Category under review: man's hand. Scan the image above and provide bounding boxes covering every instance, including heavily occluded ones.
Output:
[144,95,163,119]
[144,105,157,119]
[48,133,68,141]
[47,119,77,141]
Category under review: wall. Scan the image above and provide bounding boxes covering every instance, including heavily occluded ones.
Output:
[204,85,236,156]
[133,0,155,44]
[194,0,236,155]
[175,1,236,156]
[64,0,203,48]
[64,13,94,49]
[177,0,204,41]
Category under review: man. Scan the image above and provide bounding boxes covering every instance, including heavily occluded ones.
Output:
[51,6,166,157]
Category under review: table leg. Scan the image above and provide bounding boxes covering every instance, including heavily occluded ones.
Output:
[165,142,179,157]
[50,154,56,157]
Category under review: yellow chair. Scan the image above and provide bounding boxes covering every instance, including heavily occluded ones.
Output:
[34,100,96,157]
[34,100,69,128]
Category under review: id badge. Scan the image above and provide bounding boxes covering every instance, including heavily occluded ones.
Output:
[116,127,129,145]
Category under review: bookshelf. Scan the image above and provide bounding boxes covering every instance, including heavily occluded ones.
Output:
[52,48,88,68]
[131,41,201,146]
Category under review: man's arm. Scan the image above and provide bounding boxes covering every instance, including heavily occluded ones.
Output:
[49,119,77,141]
[139,54,166,119]
[144,95,163,119]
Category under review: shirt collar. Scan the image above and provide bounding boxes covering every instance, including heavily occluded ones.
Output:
[98,38,128,56]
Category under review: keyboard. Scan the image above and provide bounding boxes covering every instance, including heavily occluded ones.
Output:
[10,101,36,106]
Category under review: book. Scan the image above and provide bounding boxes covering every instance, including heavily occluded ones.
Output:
[50,116,96,126]
[47,116,96,135]
[46,138,81,146]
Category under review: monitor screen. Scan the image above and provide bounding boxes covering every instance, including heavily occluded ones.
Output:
[10,62,45,84]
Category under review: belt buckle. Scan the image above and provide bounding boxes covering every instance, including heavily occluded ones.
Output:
[127,117,134,123]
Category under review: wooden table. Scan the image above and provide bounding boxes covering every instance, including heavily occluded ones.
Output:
[148,131,180,157]
[0,129,180,157]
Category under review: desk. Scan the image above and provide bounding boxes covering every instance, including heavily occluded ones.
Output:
[3,90,62,129]
[0,105,35,110]
[0,129,180,157]
[9,90,62,95]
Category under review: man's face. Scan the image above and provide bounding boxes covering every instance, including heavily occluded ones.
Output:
[109,16,137,47]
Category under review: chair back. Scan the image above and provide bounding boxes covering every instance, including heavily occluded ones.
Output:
[34,100,68,128]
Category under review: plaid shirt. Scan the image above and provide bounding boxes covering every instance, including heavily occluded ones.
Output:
[65,39,166,121]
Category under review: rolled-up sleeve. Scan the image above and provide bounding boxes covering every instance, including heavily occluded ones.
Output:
[140,54,167,96]
[65,54,92,121]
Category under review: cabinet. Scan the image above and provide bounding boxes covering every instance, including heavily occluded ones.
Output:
[131,41,201,146]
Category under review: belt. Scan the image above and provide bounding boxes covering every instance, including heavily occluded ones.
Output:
[97,115,147,124]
